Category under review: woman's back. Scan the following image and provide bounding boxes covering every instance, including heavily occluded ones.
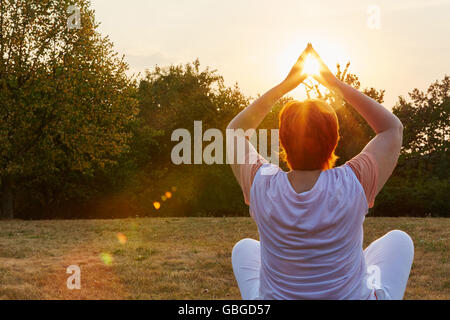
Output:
[250,162,372,299]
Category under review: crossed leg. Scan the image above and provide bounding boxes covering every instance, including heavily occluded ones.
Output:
[364,230,414,300]
[231,238,261,300]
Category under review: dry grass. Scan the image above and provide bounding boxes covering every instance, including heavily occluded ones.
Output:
[0,217,448,300]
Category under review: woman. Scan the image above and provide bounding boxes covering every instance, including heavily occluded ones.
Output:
[226,44,414,300]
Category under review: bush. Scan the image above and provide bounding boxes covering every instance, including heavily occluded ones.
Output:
[371,177,449,217]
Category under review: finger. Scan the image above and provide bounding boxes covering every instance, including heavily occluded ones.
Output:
[296,43,312,62]
[308,46,326,64]
[309,48,330,70]
[308,46,321,60]
[296,49,308,63]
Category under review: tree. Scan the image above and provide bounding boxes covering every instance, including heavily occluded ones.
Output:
[393,75,449,182]
[0,0,138,219]
[393,75,449,159]
[369,76,450,217]
[135,60,250,216]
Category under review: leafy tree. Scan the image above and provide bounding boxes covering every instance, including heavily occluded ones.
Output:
[394,76,449,183]
[393,75,449,171]
[0,0,138,218]
[369,76,450,217]
[135,60,250,216]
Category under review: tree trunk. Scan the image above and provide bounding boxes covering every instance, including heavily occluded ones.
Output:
[1,176,14,219]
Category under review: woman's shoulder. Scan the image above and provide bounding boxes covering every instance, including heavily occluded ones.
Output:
[321,164,366,196]
[325,163,359,181]
[251,163,283,189]
[256,163,282,177]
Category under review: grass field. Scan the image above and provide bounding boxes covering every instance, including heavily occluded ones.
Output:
[0,217,448,300]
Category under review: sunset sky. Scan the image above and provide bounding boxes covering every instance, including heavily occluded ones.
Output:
[91,0,450,108]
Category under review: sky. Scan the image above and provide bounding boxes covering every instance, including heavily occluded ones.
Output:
[91,0,450,108]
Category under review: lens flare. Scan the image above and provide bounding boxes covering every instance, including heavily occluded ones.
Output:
[100,253,113,266]
[153,201,161,210]
[117,232,127,244]
[303,54,320,75]
[165,191,172,199]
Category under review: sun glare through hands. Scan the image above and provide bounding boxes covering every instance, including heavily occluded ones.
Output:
[302,54,320,76]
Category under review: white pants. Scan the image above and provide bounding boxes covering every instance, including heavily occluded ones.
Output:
[232,230,414,300]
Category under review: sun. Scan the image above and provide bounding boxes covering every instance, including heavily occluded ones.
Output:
[302,54,321,76]
[275,38,347,99]
[278,39,346,75]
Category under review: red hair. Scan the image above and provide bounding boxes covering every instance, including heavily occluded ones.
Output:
[279,99,339,171]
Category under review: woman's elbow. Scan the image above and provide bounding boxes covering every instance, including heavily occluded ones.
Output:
[393,121,404,149]
[390,116,403,137]
[397,118,404,131]
[396,120,404,138]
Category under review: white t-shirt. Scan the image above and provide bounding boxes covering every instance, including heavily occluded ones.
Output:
[236,141,379,299]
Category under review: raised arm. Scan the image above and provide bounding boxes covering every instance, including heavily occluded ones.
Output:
[226,44,311,200]
[227,44,311,132]
[310,46,403,195]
